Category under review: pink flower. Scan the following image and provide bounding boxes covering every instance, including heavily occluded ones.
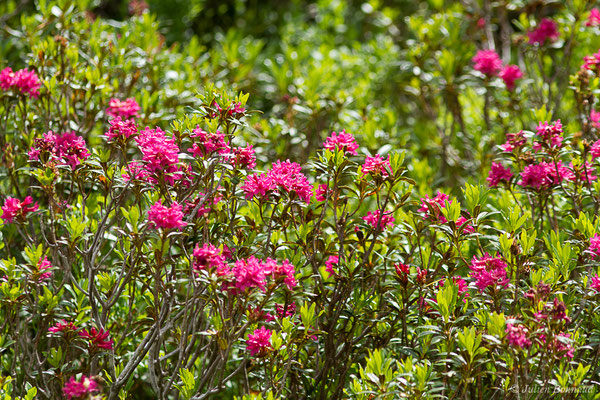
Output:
[457,216,475,234]
[583,50,600,70]
[551,333,574,359]
[242,160,313,204]
[189,127,228,157]
[184,191,222,217]
[106,97,140,119]
[1,196,39,223]
[271,259,297,290]
[315,184,328,202]
[242,173,273,200]
[487,162,513,187]
[570,161,596,184]
[0,67,41,98]
[246,326,272,356]
[533,120,563,151]
[193,243,229,276]
[29,131,90,168]
[506,323,531,349]
[275,302,296,319]
[323,130,359,155]
[36,256,53,281]
[105,116,137,142]
[586,8,600,27]
[588,234,600,258]
[472,50,502,77]
[49,320,78,334]
[122,160,152,182]
[518,162,574,190]
[438,276,470,299]
[591,140,600,159]
[528,18,559,45]
[325,256,339,277]
[591,110,600,130]
[590,274,600,292]
[362,155,392,177]
[500,65,523,90]
[135,127,183,184]
[63,375,100,400]
[233,256,267,292]
[362,209,395,231]
[229,145,256,170]
[418,191,450,223]
[148,200,186,230]
[469,254,509,291]
[79,327,114,350]
[500,131,526,152]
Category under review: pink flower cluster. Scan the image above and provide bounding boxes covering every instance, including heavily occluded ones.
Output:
[533,120,563,151]
[29,131,90,168]
[135,127,186,185]
[438,276,469,299]
[148,200,186,230]
[588,234,600,259]
[232,256,297,292]
[418,191,450,222]
[1,196,38,223]
[506,322,531,349]
[35,256,53,282]
[487,162,513,187]
[106,97,140,119]
[362,155,392,177]
[190,127,228,157]
[500,131,526,152]
[0,67,41,98]
[583,50,600,70]
[79,326,114,350]
[105,116,138,142]
[246,326,272,356]
[184,191,222,218]
[49,320,78,334]
[325,255,339,277]
[589,274,600,292]
[242,160,313,203]
[315,184,329,202]
[362,209,395,231]
[63,375,100,400]
[587,9,600,27]
[192,243,229,276]
[517,161,573,190]
[323,130,359,155]
[469,254,509,292]
[471,50,523,90]
[528,18,559,45]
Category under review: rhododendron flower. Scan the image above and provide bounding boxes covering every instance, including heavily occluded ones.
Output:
[246,326,272,356]
[0,67,41,98]
[438,276,469,299]
[233,256,267,292]
[591,110,600,130]
[416,267,427,284]
[122,160,152,182]
[63,375,100,399]
[242,160,313,203]
[551,333,574,359]
[394,263,409,282]
[500,65,523,90]
[271,259,297,290]
[588,234,600,258]
[315,184,328,202]
[189,127,228,157]
[487,162,513,187]
[323,130,359,155]
[35,256,53,281]
[148,200,186,230]
[550,298,571,323]
[193,243,229,276]
[184,192,221,217]
[587,8,600,27]
[1,196,39,223]
[472,50,502,77]
[418,191,450,223]
[528,18,559,45]
[533,120,563,151]
[325,256,339,277]
[456,216,475,234]
[29,131,90,168]
[106,97,140,119]
[570,161,596,184]
[135,127,185,184]
[105,116,137,141]
[362,155,392,177]
[229,145,256,169]
[469,254,509,291]
[506,323,531,349]
[500,131,526,152]
[79,327,114,350]
[590,274,600,292]
[275,302,296,319]
[583,50,600,70]
[362,209,395,231]
[518,162,574,190]
[48,320,78,334]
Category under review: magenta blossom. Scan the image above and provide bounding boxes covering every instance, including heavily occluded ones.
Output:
[48,320,78,334]
[528,18,559,45]
[587,8,600,27]
[79,327,114,350]
[1,196,39,223]
[193,243,229,276]
[35,256,53,282]
[533,120,563,151]
[500,65,523,90]
[63,376,100,400]
[148,200,186,230]
[418,191,450,223]
[315,184,329,202]
[500,131,526,152]
[588,234,600,259]
[105,116,137,142]
[469,253,509,291]
[506,323,531,349]
[472,50,502,77]
[362,209,395,231]
[106,97,140,119]
[189,127,228,158]
[518,162,574,190]
[242,160,313,203]
[487,162,513,187]
[246,326,272,356]
[362,155,392,177]
[325,255,339,277]
[0,67,41,98]
[590,274,600,292]
[29,131,90,168]
[323,130,359,155]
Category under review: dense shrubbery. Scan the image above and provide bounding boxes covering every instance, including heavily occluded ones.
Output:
[3,0,600,399]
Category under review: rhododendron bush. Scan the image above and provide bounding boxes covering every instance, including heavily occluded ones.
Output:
[3,0,600,399]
